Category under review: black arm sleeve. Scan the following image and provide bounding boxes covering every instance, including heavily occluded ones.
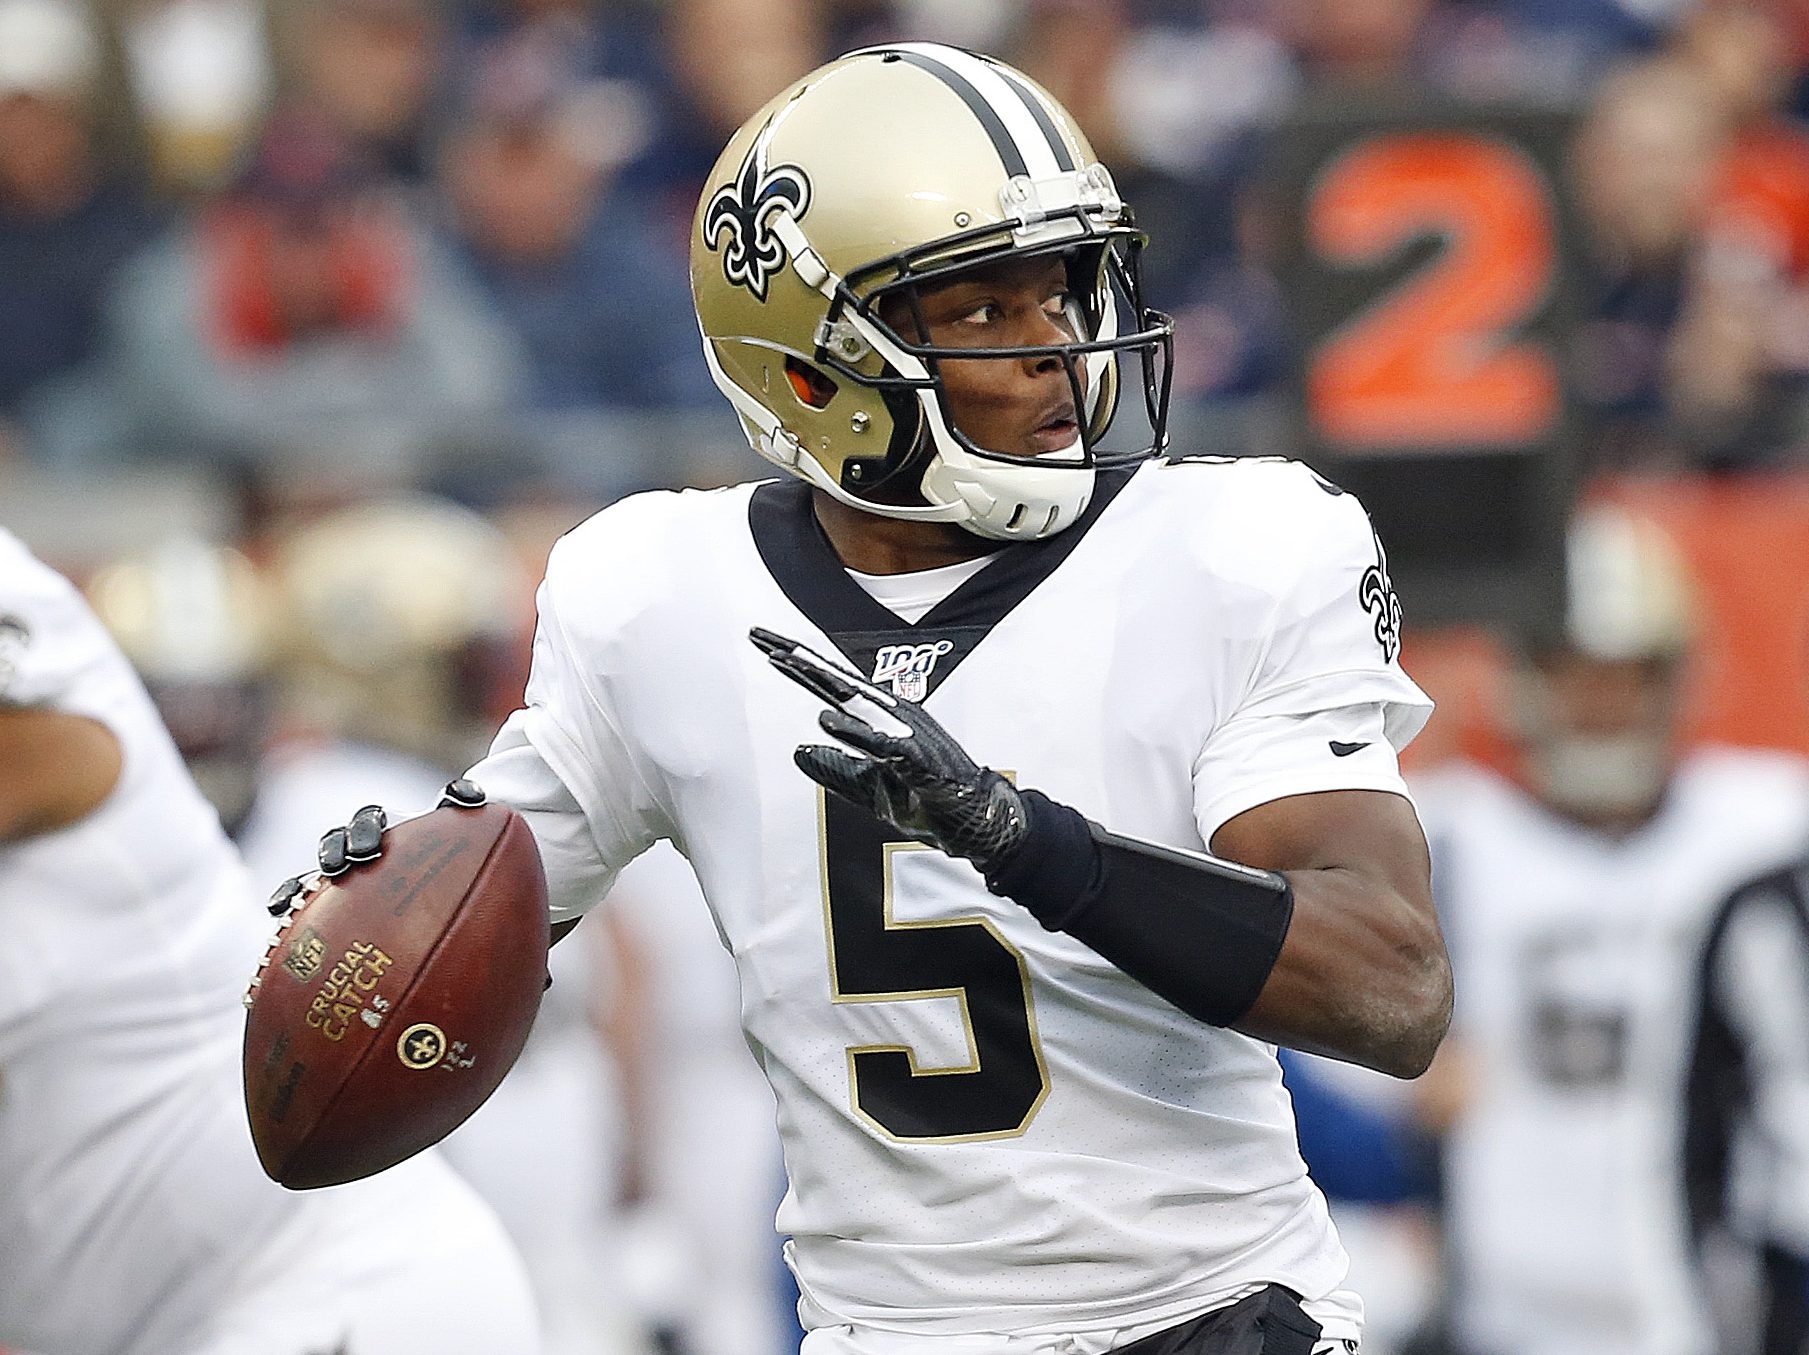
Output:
[983,790,1294,1027]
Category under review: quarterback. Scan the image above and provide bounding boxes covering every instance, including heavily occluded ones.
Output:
[307,43,1449,1355]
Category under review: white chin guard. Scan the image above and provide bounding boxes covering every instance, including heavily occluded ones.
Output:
[919,437,1095,542]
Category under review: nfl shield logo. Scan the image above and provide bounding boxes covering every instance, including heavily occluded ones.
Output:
[872,640,955,702]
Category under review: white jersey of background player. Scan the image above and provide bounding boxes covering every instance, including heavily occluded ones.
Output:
[0,527,540,1355]
[234,500,634,1355]
[1417,508,1809,1355]
[605,842,793,1355]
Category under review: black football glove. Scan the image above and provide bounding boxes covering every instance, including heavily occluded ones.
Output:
[751,628,1029,873]
[264,778,487,917]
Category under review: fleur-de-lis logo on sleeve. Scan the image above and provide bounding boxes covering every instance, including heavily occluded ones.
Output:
[704,138,811,303]
[1358,531,1403,664]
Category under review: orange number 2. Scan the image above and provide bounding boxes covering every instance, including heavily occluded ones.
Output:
[1306,131,1561,452]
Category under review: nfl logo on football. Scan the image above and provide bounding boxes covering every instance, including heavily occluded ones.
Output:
[872,640,954,702]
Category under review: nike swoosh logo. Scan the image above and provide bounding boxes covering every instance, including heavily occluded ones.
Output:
[1329,741,1371,757]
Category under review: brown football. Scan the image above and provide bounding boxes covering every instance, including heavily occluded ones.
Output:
[242,801,549,1189]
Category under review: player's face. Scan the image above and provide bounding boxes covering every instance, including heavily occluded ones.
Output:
[885,253,1083,459]
[1517,650,1684,825]
[1530,652,1680,740]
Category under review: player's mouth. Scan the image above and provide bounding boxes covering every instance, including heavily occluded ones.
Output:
[1029,400,1080,454]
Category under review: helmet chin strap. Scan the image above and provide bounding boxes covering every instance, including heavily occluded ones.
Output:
[917,418,1095,542]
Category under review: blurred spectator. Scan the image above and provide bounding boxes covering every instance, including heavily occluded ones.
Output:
[1568,57,1737,469]
[665,0,822,144]
[116,0,275,194]
[824,0,1025,52]
[455,0,728,216]
[1569,37,1809,472]
[0,0,159,422]
[280,0,446,183]
[438,33,715,412]
[1670,3,1809,462]
[33,107,522,482]
[1415,505,1809,1355]
[1690,1,1809,276]
[1270,0,1442,91]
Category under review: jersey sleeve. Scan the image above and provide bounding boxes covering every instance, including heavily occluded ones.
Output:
[466,549,668,925]
[1192,474,1433,847]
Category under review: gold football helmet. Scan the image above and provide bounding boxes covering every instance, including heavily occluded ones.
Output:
[691,43,1174,541]
[1513,505,1698,821]
[270,496,529,771]
[87,538,275,834]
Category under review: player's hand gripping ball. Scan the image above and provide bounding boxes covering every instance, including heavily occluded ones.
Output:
[242,781,550,1189]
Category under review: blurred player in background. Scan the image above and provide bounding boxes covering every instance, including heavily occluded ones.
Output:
[604,842,793,1355]
[227,496,632,1355]
[86,535,276,839]
[237,493,528,881]
[1416,504,1809,1355]
[0,525,540,1355]
[93,498,796,1355]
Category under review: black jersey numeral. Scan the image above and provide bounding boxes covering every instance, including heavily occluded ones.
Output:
[819,789,1049,1141]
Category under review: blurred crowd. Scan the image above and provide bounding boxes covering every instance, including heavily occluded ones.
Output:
[3,0,1809,536]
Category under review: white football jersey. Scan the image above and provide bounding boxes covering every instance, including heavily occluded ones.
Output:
[1417,752,1809,1355]
[0,529,539,1355]
[469,458,1433,1348]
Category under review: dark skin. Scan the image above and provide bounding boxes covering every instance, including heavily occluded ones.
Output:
[813,253,1451,1078]
[0,708,122,843]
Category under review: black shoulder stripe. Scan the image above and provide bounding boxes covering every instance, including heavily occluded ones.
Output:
[989,63,1078,172]
[887,49,1029,180]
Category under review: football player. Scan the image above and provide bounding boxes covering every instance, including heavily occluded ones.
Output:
[0,528,542,1355]
[226,498,632,1355]
[1415,506,1809,1355]
[299,43,1449,1355]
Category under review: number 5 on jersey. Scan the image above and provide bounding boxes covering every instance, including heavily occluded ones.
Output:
[819,790,1050,1141]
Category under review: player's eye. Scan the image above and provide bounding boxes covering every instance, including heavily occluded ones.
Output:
[958,300,1003,326]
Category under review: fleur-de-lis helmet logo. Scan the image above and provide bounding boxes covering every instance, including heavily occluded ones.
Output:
[704,128,811,303]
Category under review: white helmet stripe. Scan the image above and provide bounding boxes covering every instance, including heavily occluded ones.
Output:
[876,43,1066,180]
[988,62,1079,172]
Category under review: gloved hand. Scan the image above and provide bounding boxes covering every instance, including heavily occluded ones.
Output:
[751,628,1029,872]
[264,778,487,917]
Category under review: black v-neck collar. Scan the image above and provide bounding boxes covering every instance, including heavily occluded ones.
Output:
[748,469,1132,697]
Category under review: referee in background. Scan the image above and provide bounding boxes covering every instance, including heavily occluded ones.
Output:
[1685,848,1809,1355]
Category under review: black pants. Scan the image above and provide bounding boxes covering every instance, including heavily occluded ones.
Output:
[1110,1286,1324,1355]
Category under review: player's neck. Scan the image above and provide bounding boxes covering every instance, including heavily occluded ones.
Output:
[811,490,1001,576]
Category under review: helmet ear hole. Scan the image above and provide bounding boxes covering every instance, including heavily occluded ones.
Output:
[784,356,838,409]
[842,389,927,495]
